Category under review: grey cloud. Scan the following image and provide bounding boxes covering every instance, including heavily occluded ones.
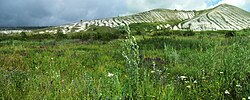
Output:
[0,0,127,26]
[0,0,51,26]
[0,0,249,26]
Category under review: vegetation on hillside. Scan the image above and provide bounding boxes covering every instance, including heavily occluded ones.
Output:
[0,25,250,99]
[69,26,126,41]
[0,26,126,41]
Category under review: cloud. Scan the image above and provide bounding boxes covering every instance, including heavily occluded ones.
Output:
[218,0,250,11]
[0,0,127,26]
[0,0,249,26]
[125,0,209,12]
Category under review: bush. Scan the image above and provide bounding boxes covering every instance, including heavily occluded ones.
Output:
[20,32,28,40]
[153,30,195,36]
[28,33,55,40]
[70,26,125,41]
[225,31,235,37]
[236,28,250,36]
[182,30,195,36]
[56,31,67,39]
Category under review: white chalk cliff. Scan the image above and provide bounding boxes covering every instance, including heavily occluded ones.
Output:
[61,4,250,32]
[181,4,250,30]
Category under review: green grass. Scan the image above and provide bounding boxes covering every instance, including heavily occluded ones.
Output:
[1,28,250,99]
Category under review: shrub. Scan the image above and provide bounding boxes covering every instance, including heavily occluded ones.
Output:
[183,30,195,36]
[70,26,124,41]
[153,30,195,36]
[28,33,55,40]
[20,32,28,40]
[225,31,235,37]
[56,30,67,39]
[236,28,250,36]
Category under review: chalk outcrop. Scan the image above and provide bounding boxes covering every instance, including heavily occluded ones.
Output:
[181,4,250,31]
[60,4,250,33]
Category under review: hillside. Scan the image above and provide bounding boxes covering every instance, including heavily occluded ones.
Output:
[61,9,196,33]
[55,4,250,33]
[181,4,250,30]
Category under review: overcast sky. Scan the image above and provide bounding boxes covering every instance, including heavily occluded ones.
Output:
[0,0,249,26]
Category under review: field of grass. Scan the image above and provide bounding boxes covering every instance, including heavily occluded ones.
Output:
[1,27,250,99]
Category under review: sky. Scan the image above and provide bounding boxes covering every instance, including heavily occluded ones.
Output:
[0,0,249,26]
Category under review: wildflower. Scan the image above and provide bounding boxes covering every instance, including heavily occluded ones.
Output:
[108,73,114,77]
[202,77,206,80]
[156,70,162,73]
[225,90,230,94]
[51,57,54,60]
[194,80,197,84]
[185,81,189,83]
[248,96,250,99]
[186,85,191,88]
[242,98,246,100]
[56,74,60,78]
[179,76,187,81]
[70,80,75,86]
[151,71,155,73]
[62,79,65,84]
[152,61,156,67]
[236,84,242,88]
[220,72,224,74]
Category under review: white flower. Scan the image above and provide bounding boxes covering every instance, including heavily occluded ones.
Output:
[186,85,191,88]
[248,96,250,100]
[194,80,197,84]
[220,72,224,74]
[179,76,187,80]
[225,90,230,94]
[108,73,114,77]
[51,57,54,60]
[242,98,246,100]
[236,85,242,87]
[56,74,60,78]
[157,70,162,73]
[151,71,155,73]
[185,81,189,83]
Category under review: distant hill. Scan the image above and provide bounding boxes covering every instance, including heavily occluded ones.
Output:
[59,4,250,33]
[0,26,51,34]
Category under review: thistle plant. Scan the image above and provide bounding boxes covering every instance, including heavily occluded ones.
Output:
[122,26,140,98]
[122,26,140,68]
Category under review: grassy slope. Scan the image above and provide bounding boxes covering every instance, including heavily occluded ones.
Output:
[0,32,250,99]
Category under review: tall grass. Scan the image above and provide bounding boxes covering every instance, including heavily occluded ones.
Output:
[0,29,250,99]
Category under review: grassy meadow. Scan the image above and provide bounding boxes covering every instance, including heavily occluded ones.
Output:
[1,26,250,99]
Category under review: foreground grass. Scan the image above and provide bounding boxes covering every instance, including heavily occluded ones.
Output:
[0,34,250,99]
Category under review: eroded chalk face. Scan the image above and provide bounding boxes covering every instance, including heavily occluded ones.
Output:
[59,4,250,34]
